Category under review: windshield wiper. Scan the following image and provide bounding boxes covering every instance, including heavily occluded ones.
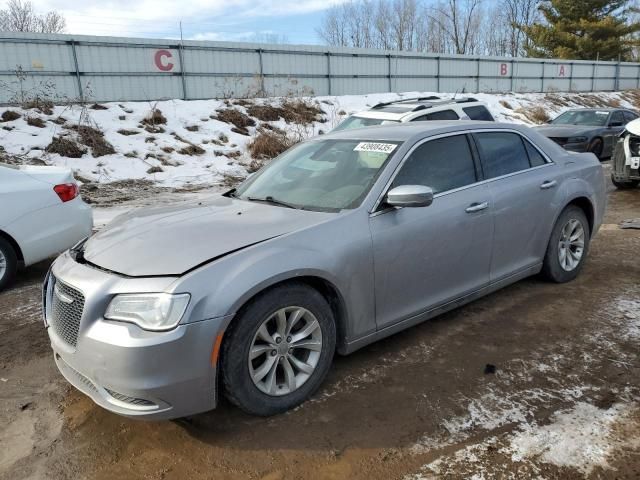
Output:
[246,196,300,209]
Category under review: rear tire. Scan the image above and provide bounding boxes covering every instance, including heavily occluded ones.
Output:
[611,174,640,189]
[542,206,590,283]
[0,237,18,291]
[221,283,336,416]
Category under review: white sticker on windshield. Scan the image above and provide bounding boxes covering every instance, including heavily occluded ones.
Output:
[354,142,397,154]
[596,111,609,115]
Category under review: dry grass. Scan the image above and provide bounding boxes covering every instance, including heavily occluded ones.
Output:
[213,108,256,135]
[280,99,324,124]
[517,105,550,124]
[46,136,87,158]
[247,104,283,122]
[499,100,513,110]
[178,144,206,156]
[146,166,164,174]
[22,99,54,115]
[117,129,139,136]
[220,172,245,187]
[142,108,167,126]
[247,130,296,161]
[185,125,199,132]
[1,110,21,122]
[621,90,640,110]
[69,125,116,157]
[90,103,108,110]
[161,146,175,154]
[26,116,46,128]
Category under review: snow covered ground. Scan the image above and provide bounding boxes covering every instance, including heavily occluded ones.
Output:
[0,90,636,188]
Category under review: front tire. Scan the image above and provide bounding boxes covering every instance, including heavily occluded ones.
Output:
[541,206,590,283]
[221,283,336,416]
[0,237,17,291]
[588,138,604,160]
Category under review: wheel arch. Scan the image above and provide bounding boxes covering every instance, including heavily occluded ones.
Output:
[0,229,24,263]
[220,275,350,355]
[565,196,595,237]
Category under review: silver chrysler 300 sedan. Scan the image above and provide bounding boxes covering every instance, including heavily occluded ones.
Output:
[44,122,606,419]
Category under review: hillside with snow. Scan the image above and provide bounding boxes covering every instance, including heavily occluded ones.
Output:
[1,90,638,189]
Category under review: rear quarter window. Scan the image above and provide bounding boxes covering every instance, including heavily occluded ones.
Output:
[463,106,494,121]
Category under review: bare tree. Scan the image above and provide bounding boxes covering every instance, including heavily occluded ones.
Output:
[501,0,539,56]
[0,0,66,33]
[431,0,483,55]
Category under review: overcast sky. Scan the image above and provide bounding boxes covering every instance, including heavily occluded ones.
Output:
[28,0,347,43]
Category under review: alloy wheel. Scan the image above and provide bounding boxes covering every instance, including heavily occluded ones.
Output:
[248,306,323,396]
[558,218,585,271]
[0,249,6,280]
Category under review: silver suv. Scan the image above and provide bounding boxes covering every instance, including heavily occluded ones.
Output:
[332,96,495,132]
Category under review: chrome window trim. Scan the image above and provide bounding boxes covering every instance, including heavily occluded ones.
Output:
[370,127,555,215]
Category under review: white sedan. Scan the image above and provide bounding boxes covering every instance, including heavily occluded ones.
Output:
[0,163,93,290]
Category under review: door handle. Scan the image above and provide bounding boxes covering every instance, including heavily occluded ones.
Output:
[540,180,557,190]
[465,202,488,213]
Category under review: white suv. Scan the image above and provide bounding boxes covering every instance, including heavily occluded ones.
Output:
[333,96,495,132]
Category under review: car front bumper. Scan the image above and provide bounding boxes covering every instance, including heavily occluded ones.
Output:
[560,141,590,153]
[45,253,231,420]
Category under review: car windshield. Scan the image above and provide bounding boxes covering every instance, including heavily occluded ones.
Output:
[552,110,609,126]
[234,139,401,211]
[332,115,399,132]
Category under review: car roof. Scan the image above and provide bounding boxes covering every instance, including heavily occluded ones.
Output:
[351,97,487,120]
[563,108,626,112]
[318,120,531,143]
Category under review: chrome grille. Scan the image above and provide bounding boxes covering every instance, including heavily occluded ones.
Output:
[49,277,85,348]
[105,388,156,407]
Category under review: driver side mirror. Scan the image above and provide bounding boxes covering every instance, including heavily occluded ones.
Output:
[386,185,434,208]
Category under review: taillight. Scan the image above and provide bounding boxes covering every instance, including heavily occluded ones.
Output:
[53,183,79,202]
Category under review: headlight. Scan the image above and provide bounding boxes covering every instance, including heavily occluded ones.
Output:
[105,293,190,331]
[569,136,588,143]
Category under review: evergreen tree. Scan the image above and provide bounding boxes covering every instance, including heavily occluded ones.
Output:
[521,0,640,60]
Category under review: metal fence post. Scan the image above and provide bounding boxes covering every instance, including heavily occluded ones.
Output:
[592,60,597,92]
[388,54,392,92]
[510,59,514,92]
[177,43,188,100]
[258,48,265,96]
[569,61,573,92]
[69,40,83,100]
[326,51,331,96]
[476,58,480,93]
[615,55,621,91]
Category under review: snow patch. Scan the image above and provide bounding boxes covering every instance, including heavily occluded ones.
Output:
[507,402,632,475]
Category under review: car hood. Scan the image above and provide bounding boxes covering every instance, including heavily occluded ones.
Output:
[82,195,334,277]
[534,125,598,138]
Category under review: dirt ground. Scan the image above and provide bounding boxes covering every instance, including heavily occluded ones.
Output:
[1,164,639,480]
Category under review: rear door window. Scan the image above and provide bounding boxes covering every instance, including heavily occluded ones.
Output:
[463,105,494,121]
[412,109,460,121]
[623,111,638,123]
[473,132,531,179]
[392,135,477,193]
[609,111,625,126]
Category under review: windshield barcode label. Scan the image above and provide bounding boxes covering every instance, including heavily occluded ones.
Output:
[354,142,396,154]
